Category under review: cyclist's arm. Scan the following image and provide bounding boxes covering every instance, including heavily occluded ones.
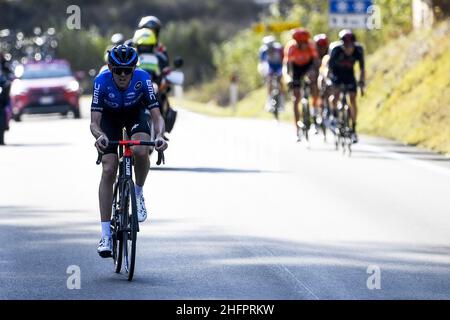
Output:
[142,73,160,111]
[310,42,321,68]
[328,46,339,74]
[259,47,267,62]
[357,46,366,84]
[90,79,105,139]
[149,107,165,139]
[90,111,104,140]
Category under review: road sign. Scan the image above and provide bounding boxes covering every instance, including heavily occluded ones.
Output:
[252,21,301,34]
[329,0,373,29]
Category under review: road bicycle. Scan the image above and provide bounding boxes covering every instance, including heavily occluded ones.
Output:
[96,139,164,281]
[267,75,284,121]
[333,84,364,157]
[295,78,312,142]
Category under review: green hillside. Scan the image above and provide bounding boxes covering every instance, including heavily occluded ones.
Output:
[358,21,450,154]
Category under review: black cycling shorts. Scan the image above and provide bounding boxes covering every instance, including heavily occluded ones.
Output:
[291,60,314,88]
[331,71,357,93]
[100,107,151,155]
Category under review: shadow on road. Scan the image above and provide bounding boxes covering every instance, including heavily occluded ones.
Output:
[2,143,72,148]
[151,167,274,174]
[0,206,449,300]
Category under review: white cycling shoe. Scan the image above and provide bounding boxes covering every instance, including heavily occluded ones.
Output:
[136,194,148,222]
[97,236,113,258]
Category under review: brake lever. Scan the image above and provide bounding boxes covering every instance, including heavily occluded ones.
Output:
[156,150,165,166]
[96,153,103,165]
[155,140,165,166]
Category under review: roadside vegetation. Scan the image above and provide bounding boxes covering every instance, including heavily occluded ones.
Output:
[181,1,450,155]
[358,21,450,154]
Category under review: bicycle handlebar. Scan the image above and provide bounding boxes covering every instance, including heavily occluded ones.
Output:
[108,140,159,147]
[96,140,165,166]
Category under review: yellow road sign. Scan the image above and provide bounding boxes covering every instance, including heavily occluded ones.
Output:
[252,21,301,33]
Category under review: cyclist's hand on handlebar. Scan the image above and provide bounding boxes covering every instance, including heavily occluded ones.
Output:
[358,80,365,89]
[95,134,109,154]
[155,136,168,152]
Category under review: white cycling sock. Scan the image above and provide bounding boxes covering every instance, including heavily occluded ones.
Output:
[101,221,111,238]
[135,184,143,197]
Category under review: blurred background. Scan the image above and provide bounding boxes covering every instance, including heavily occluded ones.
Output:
[1,0,449,154]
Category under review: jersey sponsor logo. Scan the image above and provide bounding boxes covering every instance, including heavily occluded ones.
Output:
[125,158,131,176]
[93,83,100,104]
[108,93,115,99]
[105,100,119,108]
[126,92,136,99]
[146,80,157,101]
[124,93,143,107]
[134,81,143,90]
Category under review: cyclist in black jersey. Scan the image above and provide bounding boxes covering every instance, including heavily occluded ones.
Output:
[328,29,365,143]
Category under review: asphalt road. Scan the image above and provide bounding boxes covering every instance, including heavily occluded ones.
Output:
[1,99,449,300]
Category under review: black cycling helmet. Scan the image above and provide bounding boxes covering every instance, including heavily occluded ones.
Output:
[108,45,138,67]
[339,29,356,44]
[138,16,162,37]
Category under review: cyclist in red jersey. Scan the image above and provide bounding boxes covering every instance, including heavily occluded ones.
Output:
[284,28,321,140]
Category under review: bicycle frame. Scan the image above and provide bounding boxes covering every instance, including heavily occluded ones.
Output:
[118,142,136,181]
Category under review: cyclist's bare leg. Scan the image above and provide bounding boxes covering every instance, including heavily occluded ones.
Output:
[309,69,320,110]
[330,87,341,114]
[293,87,301,133]
[130,132,151,187]
[267,74,273,95]
[99,154,119,222]
[349,92,358,131]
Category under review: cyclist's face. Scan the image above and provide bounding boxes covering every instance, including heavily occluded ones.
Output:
[109,65,135,89]
[318,46,328,57]
[343,44,355,55]
[296,41,309,50]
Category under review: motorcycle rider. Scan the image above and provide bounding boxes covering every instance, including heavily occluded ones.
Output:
[0,52,13,145]
[133,28,169,86]
[132,28,178,141]
[126,16,169,62]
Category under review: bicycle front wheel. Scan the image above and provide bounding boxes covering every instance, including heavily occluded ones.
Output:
[121,179,138,281]
[111,182,122,274]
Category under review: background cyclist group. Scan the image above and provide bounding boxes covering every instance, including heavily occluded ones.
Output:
[258,28,365,143]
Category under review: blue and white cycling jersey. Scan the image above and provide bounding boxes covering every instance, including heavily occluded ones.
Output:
[91,67,159,113]
[259,43,284,75]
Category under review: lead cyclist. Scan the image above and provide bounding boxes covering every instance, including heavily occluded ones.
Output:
[90,45,168,258]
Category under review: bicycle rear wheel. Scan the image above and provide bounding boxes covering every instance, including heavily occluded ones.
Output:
[343,105,352,157]
[302,99,310,142]
[273,94,280,120]
[122,179,138,281]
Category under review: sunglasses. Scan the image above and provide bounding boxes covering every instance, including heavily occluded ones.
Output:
[112,67,134,75]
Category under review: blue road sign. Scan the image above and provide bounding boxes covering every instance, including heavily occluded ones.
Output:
[329,0,373,29]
